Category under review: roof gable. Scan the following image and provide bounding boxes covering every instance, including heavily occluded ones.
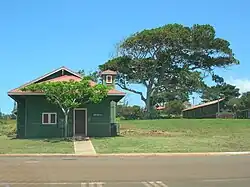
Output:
[101,69,117,75]
[8,66,125,96]
[8,66,82,93]
[36,68,82,84]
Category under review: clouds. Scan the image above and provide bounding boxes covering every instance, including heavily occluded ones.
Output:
[227,77,250,93]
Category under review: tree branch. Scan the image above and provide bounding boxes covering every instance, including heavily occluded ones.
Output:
[117,83,146,102]
[50,95,66,114]
[142,80,148,87]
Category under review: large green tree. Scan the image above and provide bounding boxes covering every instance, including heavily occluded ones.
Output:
[100,24,239,115]
[22,78,109,137]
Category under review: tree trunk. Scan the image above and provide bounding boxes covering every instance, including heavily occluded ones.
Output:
[145,90,152,118]
[64,113,68,137]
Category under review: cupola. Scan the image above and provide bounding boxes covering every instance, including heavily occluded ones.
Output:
[100,69,117,87]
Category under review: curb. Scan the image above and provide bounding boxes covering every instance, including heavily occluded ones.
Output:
[0,152,250,157]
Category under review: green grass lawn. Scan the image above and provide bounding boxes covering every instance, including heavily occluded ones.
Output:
[0,119,74,154]
[0,136,74,154]
[92,119,250,153]
[2,118,250,154]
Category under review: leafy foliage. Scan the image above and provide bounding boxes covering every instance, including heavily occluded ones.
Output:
[0,119,16,137]
[201,83,240,102]
[22,78,109,111]
[78,70,100,82]
[223,91,250,117]
[21,77,110,137]
[117,105,144,120]
[164,100,185,116]
[100,24,239,116]
[226,97,242,112]
[150,90,189,107]
[239,91,250,109]
[0,112,16,120]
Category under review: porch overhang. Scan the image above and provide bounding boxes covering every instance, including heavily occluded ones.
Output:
[107,94,125,102]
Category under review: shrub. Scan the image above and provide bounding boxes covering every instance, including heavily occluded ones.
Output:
[0,119,17,137]
[217,111,235,119]
[117,105,145,120]
[163,100,185,116]
[148,109,161,119]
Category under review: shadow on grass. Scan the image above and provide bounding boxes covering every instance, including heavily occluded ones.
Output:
[8,136,73,143]
[7,133,123,141]
[92,135,125,139]
[42,138,73,143]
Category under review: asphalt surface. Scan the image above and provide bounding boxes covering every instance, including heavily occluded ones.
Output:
[0,155,250,187]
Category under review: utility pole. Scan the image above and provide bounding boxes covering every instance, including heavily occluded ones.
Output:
[192,96,195,106]
[217,98,220,113]
[217,93,224,117]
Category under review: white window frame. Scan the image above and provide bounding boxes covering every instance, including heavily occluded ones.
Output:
[42,112,57,125]
[106,75,113,84]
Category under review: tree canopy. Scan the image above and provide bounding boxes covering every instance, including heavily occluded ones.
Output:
[150,89,189,107]
[239,91,250,109]
[100,24,239,116]
[224,91,250,114]
[21,78,109,137]
[164,100,185,116]
[201,83,240,102]
[77,70,100,83]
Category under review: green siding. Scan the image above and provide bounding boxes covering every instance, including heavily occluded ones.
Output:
[25,96,66,138]
[84,99,111,137]
[16,98,25,138]
[15,96,115,138]
[110,101,116,123]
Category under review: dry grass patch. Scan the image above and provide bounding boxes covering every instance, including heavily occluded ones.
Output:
[121,129,182,137]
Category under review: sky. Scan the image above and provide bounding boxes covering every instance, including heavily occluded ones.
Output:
[0,0,250,113]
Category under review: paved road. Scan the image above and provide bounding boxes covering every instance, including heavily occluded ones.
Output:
[0,155,250,187]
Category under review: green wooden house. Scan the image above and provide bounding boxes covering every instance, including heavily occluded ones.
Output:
[7,66,125,138]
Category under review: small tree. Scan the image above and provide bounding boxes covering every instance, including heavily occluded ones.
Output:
[21,77,110,137]
[117,105,144,120]
[240,91,250,109]
[164,100,185,116]
[226,97,242,113]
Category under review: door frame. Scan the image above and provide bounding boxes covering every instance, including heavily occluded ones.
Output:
[73,108,87,136]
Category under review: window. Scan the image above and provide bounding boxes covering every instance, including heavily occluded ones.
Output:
[42,113,57,124]
[106,75,113,83]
